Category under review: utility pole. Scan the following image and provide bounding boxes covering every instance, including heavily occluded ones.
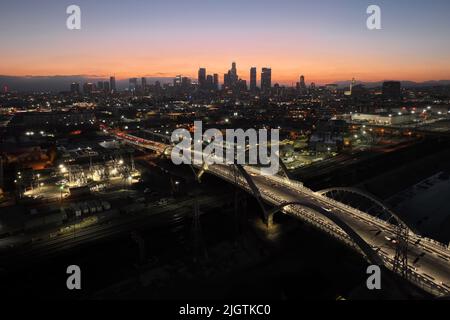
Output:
[131,231,146,265]
[192,196,207,263]
[0,156,4,191]
[232,164,244,240]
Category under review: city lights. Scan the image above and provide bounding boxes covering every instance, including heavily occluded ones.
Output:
[1,0,450,303]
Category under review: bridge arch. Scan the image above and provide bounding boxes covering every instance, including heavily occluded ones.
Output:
[232,164,269,224]
[267,201,384,265]
[240,147,292,181]
[317,187,414,232]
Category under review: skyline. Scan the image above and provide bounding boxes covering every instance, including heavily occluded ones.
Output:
[3,71,450,93]
[1,0,450,84]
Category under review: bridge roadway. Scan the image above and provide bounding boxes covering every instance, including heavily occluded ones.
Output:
[112,130,450,297]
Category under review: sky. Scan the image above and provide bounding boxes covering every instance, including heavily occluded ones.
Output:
[1,0,450,85]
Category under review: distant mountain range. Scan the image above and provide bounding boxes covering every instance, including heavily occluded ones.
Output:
[0,75,173,93]
[1,75,450,92]
[334,80,450,89]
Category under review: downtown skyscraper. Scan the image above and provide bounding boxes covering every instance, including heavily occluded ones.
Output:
[261,68,272,93]
[250,67,257,92]
[198,68,207,89]
[110,76,116,93]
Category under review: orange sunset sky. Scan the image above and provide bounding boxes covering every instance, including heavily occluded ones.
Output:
[1,0,450,85]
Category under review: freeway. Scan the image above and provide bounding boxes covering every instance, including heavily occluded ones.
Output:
[110,128,450,297]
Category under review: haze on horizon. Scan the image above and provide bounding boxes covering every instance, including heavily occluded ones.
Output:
[1,0,450,85]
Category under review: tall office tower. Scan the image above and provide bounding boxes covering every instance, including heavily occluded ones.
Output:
[129,78,138,91]
[231,62,238,83]
[213,74,219,91]
[181,77,191,90]
[238,79,247,91]
[198,68,207,89]
[141,77,147,90]
[225,62,239,87]
[103,81,110,93]
[174,75,182,87]
[231,62,237,74]
[382,81,401,100]
[250,67,257,92]
[261,68,272,93]
[110,76,116,93]
[300,75,306,89]
[206,75,214,90]
[310,82,316,90]
[83,82,94,95]
[70,82,80,94]
[223,73,230,88]
[97,81,104,91]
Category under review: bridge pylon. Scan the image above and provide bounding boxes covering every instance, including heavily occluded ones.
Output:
[393,223,409,279]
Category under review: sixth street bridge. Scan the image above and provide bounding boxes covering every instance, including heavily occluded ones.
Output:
[105,127,450,298]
